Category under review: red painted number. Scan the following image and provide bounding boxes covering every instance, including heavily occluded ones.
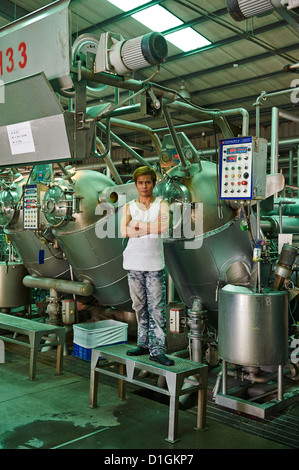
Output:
[6,47,14,73]
[18,42,27,69]
[0,42,28,75]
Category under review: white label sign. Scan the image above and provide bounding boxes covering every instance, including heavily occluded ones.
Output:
[7,121,35,155]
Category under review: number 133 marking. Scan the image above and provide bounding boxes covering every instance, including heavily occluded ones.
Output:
[0,42,27,75]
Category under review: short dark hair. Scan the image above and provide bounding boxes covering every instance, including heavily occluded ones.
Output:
[132,166,157,185]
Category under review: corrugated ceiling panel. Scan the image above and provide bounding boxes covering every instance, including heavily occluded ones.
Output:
[13,0,47,13]
[70,0,123,27]
[199,77,298,107]
[164,0,205,22]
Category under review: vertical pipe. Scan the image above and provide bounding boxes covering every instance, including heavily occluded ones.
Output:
[271,107,279,175]
[163,106,189,170]
[289,149,293,196]
[192,338,203,364]
[297,146,299,197]
[278,364,284,401]
[256,201,261,293]
[256,103,260,138]
[279,201,283,234]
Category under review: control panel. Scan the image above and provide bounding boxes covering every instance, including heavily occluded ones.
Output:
[23,184,39,230]
[219,136,253,200]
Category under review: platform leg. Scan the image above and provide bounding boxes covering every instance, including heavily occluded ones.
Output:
[118,363,126,400]
[28,332,39,380]
[55,331,65,375]
[167,394,180,443]
[166,375,184,443]
[90,352,100,408]
[196,369,208,430]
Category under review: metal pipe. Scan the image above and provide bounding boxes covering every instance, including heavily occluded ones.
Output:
[167,101,250,137]
[271,108,299,176]
[256,103,261,138]
[97,121,158,172]
[23,276,93,297]
[78,137,299,173]
[255,87,299,105]
[279,202,283,234]
[278,364,284,401]
[260,215,299,235]
[163,106,190,170]
[221,107,249,136]
[271,107,279,175]
[289,149,293,191]
[166,99,235,139]
[78,67,177,101]
[96,137,123,185]
[95,118,111,159]
[109,118,162,155]
[154,119,214,133]
[79,66,251,139]
[106,104,141,118]
[256,200,261,293]
[279,110,299,124]
[57,163,75,185]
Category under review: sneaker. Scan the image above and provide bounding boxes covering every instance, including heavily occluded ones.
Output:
[150,353,174,366]
[126,346,149,356]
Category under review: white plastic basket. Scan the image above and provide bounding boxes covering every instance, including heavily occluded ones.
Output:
[73,319,128,349]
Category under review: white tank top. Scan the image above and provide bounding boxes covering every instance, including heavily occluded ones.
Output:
[123,197,165,271]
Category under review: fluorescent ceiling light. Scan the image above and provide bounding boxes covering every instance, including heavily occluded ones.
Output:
[166,28,211,52]
[106,0,212,53]
[132,5,183,32]
[106,0,153,11]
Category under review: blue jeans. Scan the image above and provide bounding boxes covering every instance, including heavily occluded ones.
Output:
[127,270,167,357]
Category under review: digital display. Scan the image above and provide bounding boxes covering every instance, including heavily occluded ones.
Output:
[226,156,236,162]
[227,147,247,154]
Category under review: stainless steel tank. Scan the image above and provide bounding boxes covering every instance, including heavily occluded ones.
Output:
[0,177,70,279]
[42,169,132,311]
[218,287,288,366]
[0,261,31,308]
[154,161,254,322]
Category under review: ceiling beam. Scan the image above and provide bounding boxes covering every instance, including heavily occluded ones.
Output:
[0,0,29,21]
[158,42,299,89]
[200,90,298,110]
[190,70,285,99]
[162,20,292,65]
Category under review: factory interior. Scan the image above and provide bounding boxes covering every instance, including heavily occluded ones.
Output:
[1,0,299,452]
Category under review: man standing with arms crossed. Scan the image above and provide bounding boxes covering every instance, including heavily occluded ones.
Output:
[120,166,174,366]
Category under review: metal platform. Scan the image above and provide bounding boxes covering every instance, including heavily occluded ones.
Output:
[89,343,208,443]
[0,313,65,380]
[215,360,299,419]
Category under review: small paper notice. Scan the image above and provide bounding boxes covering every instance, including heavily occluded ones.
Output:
[7,121,35,155]
[278,233,293,253]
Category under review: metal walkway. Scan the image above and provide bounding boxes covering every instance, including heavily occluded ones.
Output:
[192,402,299,449]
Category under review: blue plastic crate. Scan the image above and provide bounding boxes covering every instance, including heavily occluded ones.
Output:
[73,343,92,361]
[73,341,127,362]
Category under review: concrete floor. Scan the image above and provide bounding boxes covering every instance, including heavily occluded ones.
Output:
[1,341,299,451]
